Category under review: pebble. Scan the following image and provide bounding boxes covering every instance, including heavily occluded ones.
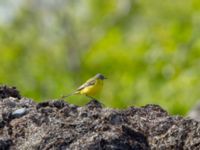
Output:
[11,108,27,118]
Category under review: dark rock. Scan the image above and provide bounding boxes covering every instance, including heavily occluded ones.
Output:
[0,139,12,150]
[0,85,200,149]
[86,99,103,109]
[51,100,67,109]
[0,119,5,128]
[0,85,21,99]
[36,101,50,109]
[36,100,68,110]
[2,112,12,123]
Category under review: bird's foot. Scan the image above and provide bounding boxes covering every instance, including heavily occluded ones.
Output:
[86,95,97,100]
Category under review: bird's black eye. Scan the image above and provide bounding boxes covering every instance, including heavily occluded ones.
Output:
[100,75,106,80]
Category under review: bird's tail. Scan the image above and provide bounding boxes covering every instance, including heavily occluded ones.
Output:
[61,91,79,99]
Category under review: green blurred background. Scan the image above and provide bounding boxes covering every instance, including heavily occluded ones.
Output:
[0,0,200,115]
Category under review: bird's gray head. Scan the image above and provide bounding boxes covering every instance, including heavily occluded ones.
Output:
[95,73,107,80]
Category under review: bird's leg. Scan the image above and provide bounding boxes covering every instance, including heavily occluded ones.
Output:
[85,95,105,107]
[86,95,97,100]
[61,95,70,99]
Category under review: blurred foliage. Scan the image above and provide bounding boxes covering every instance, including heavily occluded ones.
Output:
[0,0,200,115]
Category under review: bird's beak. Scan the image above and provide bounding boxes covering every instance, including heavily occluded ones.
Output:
[104,77,107,80]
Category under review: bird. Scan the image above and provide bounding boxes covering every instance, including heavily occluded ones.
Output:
[62,73,107,99]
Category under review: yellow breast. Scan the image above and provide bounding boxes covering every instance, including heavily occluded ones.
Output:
[80,79,103,96]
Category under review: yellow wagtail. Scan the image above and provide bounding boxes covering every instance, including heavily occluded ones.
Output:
[62,73,107,99]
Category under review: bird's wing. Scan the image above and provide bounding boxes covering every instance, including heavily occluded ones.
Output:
[76,78,96,91]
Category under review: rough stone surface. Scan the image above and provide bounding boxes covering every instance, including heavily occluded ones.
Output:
[0,85,200,150]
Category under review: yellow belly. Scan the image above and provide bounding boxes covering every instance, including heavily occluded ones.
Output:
[80,80,103,96]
